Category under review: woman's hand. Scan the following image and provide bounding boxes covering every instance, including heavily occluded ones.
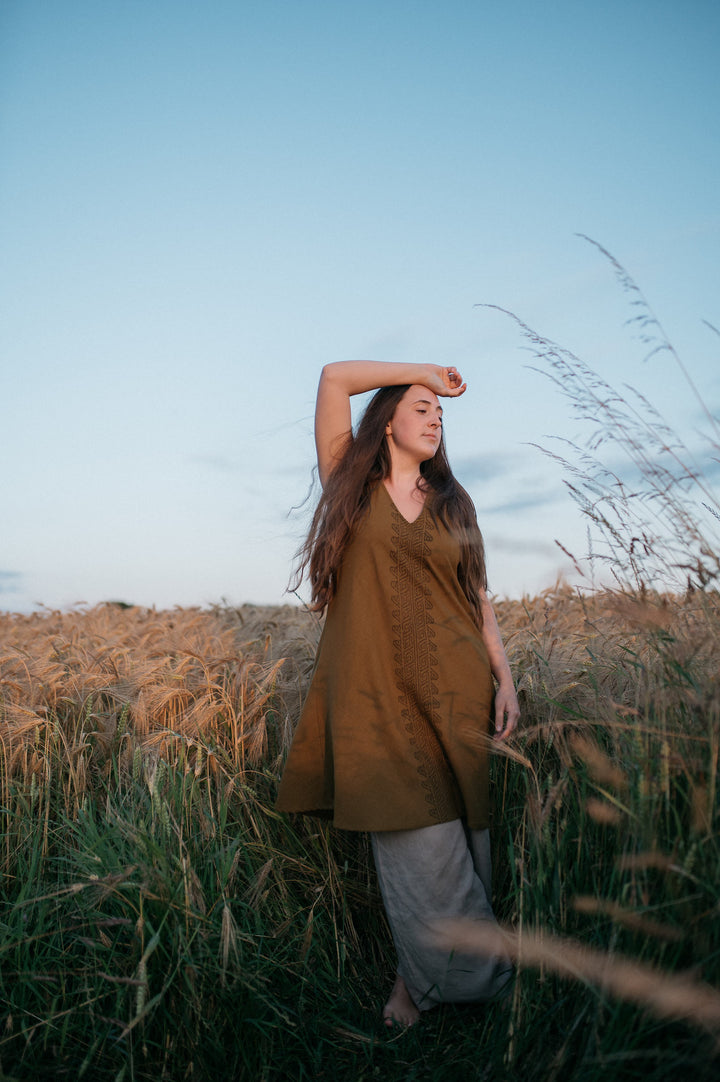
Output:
[493,680,520,742]
[423,365,467,398]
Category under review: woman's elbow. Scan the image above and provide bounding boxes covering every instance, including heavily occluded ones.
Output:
[319,362,340,385]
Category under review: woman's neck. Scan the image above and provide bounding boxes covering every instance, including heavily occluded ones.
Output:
[386,463,422,493]
[383,466,426,522]
[386,446,425,488]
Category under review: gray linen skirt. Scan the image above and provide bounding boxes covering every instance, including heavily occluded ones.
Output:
[371,819,512,1011]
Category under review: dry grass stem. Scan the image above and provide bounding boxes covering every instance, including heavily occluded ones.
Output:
[432,919,720,1033]
[572,895,684,942]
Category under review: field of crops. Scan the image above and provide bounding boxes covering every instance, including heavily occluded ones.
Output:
[1,587,718,1081]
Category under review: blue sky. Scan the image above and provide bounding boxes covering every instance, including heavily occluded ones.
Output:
[2,0,719,611]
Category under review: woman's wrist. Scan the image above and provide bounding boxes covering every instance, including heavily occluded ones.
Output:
[493,667,515,689]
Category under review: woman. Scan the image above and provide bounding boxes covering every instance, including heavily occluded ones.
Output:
[277,360,520,1026]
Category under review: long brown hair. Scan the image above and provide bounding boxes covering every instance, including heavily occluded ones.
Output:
[292,384,487,625]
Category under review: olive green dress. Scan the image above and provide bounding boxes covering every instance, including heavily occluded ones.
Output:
[276,483,494,832]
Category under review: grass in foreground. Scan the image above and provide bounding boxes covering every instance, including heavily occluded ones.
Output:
[0,591,718,1081]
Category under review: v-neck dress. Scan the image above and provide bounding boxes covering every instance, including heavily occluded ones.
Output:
[276,483,494,831]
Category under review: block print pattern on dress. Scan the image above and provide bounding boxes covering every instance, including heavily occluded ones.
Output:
[389,508,457,823]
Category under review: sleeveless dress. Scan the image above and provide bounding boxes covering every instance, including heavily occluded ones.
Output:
[276,483,494,832]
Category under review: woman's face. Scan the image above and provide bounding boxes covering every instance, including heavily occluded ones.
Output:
[386,384,443,463]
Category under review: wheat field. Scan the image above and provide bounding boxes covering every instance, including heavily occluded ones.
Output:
[1,586,718,1081]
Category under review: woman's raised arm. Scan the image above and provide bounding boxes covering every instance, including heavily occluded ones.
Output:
[315,360,466,486]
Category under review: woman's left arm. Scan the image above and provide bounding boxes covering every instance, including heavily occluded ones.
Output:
[479,589,520,741]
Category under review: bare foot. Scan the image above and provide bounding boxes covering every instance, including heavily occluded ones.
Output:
[383,975,420,1028]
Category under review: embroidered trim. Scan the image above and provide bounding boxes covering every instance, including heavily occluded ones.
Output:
[389,508,456,821]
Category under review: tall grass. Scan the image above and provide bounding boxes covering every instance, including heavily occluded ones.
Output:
[2,252,719,1079]
[1,591,717,1080]
[483,236,720,594]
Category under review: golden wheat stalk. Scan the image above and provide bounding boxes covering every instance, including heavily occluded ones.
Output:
[431,919,720,1033]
